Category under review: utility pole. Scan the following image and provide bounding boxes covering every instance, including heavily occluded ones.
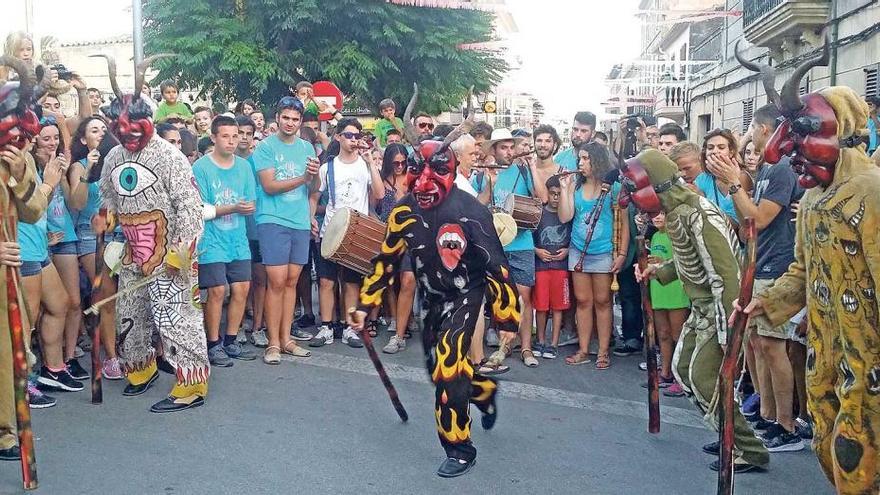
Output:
[132,0,144,66]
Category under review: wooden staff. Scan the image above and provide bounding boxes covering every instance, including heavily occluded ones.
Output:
[610,189,623,292]
[636,232,660,434]
[349,308,408,422]
[718,218,757,495]
[2,210,38,490]
[85,208,108,404]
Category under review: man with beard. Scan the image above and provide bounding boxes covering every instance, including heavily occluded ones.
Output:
[555,111,596,171]
[351,129,520,478]
[532,124,564,190]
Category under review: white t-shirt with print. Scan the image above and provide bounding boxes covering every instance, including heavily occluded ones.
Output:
[319,156,372,238]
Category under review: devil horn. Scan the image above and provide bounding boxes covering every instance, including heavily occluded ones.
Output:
[441,85,476,148]
[0,56,35,110]
[779,36,830,116]
[735,40,780,107]
[134,53,175,101]
[89,54,124,101]
[402,82,421,146]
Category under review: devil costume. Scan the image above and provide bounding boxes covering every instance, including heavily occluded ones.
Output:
[741,43,880,493]
[357,137,521,478]
[620,150,770,470]
[93,55,209,413]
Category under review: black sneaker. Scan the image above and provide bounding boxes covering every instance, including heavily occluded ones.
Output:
[613,342,641,357]
[795,417,813,440]
[27,381,56,409]
[752,417,775,432]
[758,422,785,441]
[702,440,720,455]
[436,457,476,478]
[37,366,84,392]
[65,358,90,380]
[0,446,21,461]
[295,314,316,329]
[708,459,763,473]
[764,428,805,452]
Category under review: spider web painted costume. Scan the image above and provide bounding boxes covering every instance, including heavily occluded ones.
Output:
[357,139,520,475]
[100,135,209,400]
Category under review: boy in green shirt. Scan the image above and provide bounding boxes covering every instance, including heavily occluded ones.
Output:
[374,98,405,147]
[154,79,193,123]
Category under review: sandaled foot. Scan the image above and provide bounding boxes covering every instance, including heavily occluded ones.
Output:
[282,341,311,357]
[478,359,510,376]
[565,351,591,366]
[263,346,281,365]
[521,349,539,368]
[595,353,611,370]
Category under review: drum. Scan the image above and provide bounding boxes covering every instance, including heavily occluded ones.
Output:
[490,207,517,247]
[320,207,387,275]
[504,194,543,230]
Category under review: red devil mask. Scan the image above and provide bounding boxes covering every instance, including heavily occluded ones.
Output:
[0,57,43,150]
[407,139,457,210]
[619,157,665,214]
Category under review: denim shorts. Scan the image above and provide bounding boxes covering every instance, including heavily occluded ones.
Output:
[568,248,613,274]
[76,225,126,257]
[50,241,78,256]
[21,258,50,277]
[257,223,310,266]
[505,249,535,287]
[198,259,252,289]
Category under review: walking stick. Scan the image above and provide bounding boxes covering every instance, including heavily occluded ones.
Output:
[636,231,660,434]
[2,211,38,490]
[85,208,108,404]
[718,218,757,495]
[349,309,408,422]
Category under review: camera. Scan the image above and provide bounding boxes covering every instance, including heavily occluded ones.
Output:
[621,114,642,160]
[50,64,74,81]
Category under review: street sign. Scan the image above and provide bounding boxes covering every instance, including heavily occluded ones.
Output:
[312,81,344,121]
[482,101,497,113]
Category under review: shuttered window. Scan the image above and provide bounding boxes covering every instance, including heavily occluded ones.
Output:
[743,99,754,133]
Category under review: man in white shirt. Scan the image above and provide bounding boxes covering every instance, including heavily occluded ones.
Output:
[309,118,385,348]
[450,134,479,196]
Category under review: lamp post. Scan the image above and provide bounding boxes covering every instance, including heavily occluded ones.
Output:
[132,0,144,66]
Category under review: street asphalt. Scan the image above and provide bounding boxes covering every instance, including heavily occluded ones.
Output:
[0,327,831,494]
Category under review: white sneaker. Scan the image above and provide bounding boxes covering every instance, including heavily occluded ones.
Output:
[387,320,398,334]
[73,345,84,358]
[251,329,269,348]
[383,334,406,354]
[309,326,334,347]
[342,327,364,348]
[235,331,248,345]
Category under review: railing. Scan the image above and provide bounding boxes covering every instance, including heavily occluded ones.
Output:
[743,0,783,28]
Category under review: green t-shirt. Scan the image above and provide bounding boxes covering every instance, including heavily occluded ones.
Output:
[155,101,193,122]
[375,117,405,147]
[649,231,690,310]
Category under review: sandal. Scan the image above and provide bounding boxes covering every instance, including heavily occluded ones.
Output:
[565,350,592,366]
[282,341,311,357]
[595,353,611,370]
[263,346,281,365]
[368,320,378,338]
[478,359,510,376]
[521,349,539,368]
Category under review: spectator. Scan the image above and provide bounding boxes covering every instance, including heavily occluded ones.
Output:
[657,123,686,155]
[193,106,213,138]
[645,124,660,149]
[867,95,879,156]
[86,88,104,116]
[696,129,740,225]
[192,115,258,366]
[593,131,608,146]
[742,139,761,181]
[668,141,703,191]
[301,111,330,149]
[197,135,214,155]
[385,128,403,145]
[433,124,454,139]
[154,79,193,122]
[555,111,596,171]
[252,96,320,363]
[310,118,384,349]
[532,175,571,360]
[156,123,182,150]
[179,128,199,164]
[413,112,435,142]
[531,124,563,192]
[294,81,342,121]
[234,99,256,116]
[557,142,627,369]
[375,98,405,147]
[470,121,493,166]
[250,110,266,140]
[450,134,479,196]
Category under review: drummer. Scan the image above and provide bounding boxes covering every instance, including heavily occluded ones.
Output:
[473,128,548,369]
[309,118,385,349]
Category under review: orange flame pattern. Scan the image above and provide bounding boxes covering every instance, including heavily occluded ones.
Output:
[431,330,474,383]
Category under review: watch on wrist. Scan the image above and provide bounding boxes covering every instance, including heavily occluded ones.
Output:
[728,183,742,195]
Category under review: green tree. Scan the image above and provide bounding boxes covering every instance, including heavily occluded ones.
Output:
[144,0,507,114]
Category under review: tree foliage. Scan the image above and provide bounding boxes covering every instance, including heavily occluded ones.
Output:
[143,0,508,113]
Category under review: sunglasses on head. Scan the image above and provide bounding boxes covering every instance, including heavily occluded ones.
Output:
[418,122,434,130]
[277,96,304,111]
[39,115,57,127]
[340,131,362,140]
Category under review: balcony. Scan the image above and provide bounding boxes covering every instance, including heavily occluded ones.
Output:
[743,0,830,50]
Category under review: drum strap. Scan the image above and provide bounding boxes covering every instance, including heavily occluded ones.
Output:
[327,158,336,208]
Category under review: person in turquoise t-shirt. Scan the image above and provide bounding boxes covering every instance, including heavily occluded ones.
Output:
[473,129,548,368]
[154,79,193,123]
[558,142,628,370]
[374,98,405,147]
[697,129,743,224]
[193,115,259,365]
[554,111,598,171]
[251,97,320,364]
[648,211,690,397]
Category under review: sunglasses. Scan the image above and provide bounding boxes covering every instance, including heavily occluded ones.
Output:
[391,159,406,166]
[340,131,363,140]
[277,96,304,111]
[39,115,57,126]
[417,122,435,130]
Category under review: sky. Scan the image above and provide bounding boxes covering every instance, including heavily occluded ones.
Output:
[3,0,643,121]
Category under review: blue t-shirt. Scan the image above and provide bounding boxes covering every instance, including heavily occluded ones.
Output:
[868,118,878,155]
[17,173,48,262]
[695,173,738,220]
[252,135,315,230]
[752,158,802,280]
[554,147,578,171]
[75,161,101,229]
[472,164,535,252]
[193,154,257,264]
[244,154,258,241]
[571,181,620,255]
[47,183,77,243]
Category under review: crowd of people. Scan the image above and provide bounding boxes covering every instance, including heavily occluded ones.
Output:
[2,28,880,488]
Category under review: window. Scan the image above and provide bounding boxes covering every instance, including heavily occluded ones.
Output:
[742,99,754,133]
[698,114,711,135]
[866,64,879,98]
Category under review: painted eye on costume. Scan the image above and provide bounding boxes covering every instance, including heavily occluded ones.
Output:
[111,161,158,197]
